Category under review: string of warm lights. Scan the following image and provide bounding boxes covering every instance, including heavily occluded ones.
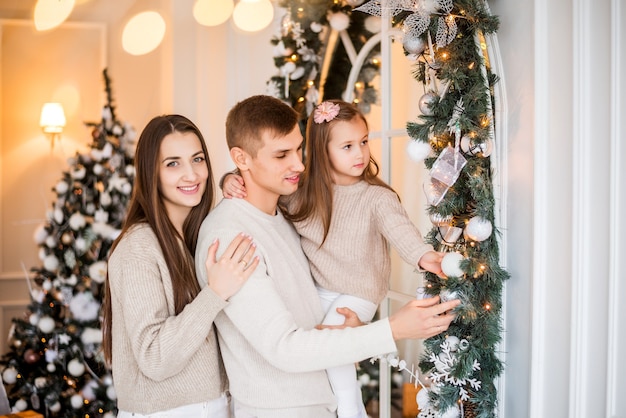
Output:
[32,0,275,56]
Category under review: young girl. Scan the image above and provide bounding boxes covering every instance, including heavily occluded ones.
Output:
[222,100,443,418]
[102,114,259,418]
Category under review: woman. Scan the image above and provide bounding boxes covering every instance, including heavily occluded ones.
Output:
[102,114,258,417]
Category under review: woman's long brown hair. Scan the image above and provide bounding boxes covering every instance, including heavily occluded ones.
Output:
[283,100,396,244]
[102,114,214,364]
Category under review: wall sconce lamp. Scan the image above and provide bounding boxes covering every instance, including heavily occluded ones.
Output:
[40,102,66,147]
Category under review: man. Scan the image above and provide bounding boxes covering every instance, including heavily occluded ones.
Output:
[195,95,458,418]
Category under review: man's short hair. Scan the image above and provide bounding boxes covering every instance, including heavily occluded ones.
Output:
[225,95,299,157]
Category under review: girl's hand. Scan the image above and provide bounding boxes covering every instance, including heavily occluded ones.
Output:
[388,296,460,340]
[315,307,363,330]
[418,250,445,277]
[205,233,259,300]
[222,173,247,199]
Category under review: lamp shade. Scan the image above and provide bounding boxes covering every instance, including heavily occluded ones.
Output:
[40,103,66,134]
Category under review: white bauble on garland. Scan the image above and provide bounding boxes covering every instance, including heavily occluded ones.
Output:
[418,92,438,116]
[465,216,493,241]
[416,387,430,409]
[406,140,432,162]
[441,405,461,418]
[441,252,464,277]
[403,35,426,55]
[445,335,461,351]
[439,289,458,303]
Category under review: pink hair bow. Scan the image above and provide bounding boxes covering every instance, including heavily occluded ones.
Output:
[313,101,340,124]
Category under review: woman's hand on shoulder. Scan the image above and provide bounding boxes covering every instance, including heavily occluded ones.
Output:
[222,173,247,199]
[205,233,259,300]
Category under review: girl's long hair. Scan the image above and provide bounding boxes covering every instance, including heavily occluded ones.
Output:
[102,114,214,364]
[283,100,395,244]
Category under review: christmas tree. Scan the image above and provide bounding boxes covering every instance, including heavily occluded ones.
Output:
[0,69,135,417]
[266,0,382,123]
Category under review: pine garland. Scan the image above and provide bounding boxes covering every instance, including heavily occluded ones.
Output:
[354,1,506,416]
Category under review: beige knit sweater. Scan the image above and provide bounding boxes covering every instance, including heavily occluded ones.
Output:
[294,181,434,304]
[195,198,397,418]
[107,224,227,414]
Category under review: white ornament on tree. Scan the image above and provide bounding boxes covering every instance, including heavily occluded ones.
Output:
[418,91,438,116]
[403,34,426,55]
[460,134,493,157]
[445,335,461,351]
[328,12,350,31]
[70,394,84,409]
[14,398,28,411]
[2,367,18,384]
[106,385,117,400]
[441,252,464,277]
[406,140,432,162]
[38,316,56,333]
[67,358,86,377]
[465,216,493,241]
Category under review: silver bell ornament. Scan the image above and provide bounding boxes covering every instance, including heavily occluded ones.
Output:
[460,134,493,157]
[418,91,438,116]
[430,212,452,226]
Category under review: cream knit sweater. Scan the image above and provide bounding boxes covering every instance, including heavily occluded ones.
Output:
[294,181,433,304]
[195,198,397,418]
[107,224,227,414]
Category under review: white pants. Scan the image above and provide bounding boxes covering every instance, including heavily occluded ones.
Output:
[317,287,378,418]
[117,394,229,418]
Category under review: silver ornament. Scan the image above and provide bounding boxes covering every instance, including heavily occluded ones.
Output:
[460,134,493,157]
[403,35,426,55]
[418,92,438,116]
[429,212,452,226]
